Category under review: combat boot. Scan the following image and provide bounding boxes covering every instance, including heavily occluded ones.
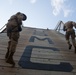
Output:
[6,52,15,67]
[69,44,72,50]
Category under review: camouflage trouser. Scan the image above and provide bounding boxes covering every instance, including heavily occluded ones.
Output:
[65,29,76,47]
[7,32,20,52]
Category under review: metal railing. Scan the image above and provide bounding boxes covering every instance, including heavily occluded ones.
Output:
[0,24,6,33]
[55,20,65,35]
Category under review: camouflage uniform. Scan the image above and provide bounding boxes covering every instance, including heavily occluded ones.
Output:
[5,12,27,67]
[63,21,76,53]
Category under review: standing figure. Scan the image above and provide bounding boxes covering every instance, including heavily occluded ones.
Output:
[5,12,27,67]
[63,21,76,53]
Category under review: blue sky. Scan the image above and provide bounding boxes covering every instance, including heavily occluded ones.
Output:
[0,0,76,29]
